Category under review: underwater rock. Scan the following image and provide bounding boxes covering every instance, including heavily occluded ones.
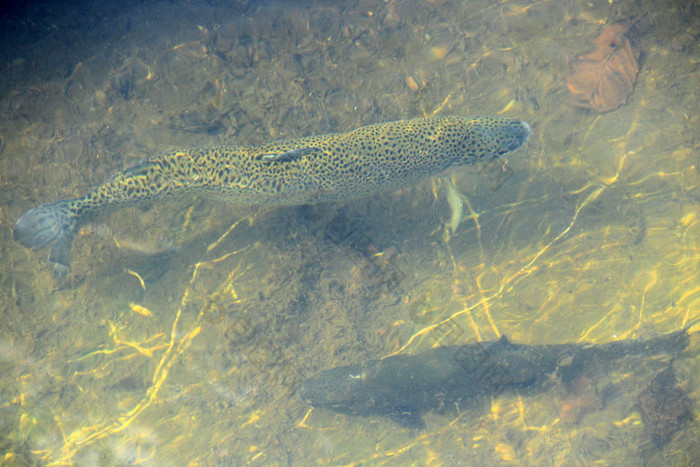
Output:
[636,364,693,448]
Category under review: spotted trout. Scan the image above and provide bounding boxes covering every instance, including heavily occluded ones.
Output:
[298,328,693,428]
[14,116,530,274]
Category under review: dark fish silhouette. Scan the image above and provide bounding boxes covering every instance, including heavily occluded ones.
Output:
[298,328,693,428]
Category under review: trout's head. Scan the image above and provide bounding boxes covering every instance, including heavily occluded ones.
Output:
[444,116,531,164]
[298,364,376,414]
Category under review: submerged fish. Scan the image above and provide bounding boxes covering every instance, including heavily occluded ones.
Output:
[298,328,693,428]
[14,116,530,274]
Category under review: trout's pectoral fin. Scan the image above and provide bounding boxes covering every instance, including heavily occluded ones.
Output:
[121,160,154,177]
[256,147,321,162]
[443,176,464,233]
[389,406,425,429]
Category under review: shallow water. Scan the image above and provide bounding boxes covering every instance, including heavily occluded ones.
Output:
[0,0,698,465]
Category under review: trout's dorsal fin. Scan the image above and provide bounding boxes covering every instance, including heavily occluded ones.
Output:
[496,335,512,346]
[255,147,321,162]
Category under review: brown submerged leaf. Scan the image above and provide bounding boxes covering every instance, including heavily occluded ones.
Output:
[566,24,640,112]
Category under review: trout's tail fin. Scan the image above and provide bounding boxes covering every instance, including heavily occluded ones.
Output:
[559,328,692,385]
[14,199,79,276]
[592,328,691,360]
[620,320,700,356]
